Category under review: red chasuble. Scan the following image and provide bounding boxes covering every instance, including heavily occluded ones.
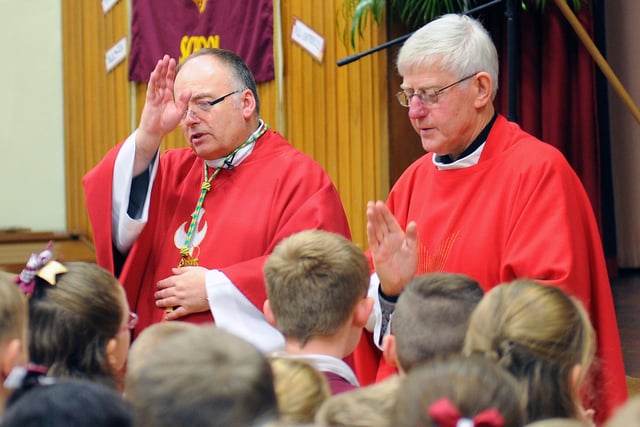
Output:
[353,115,626,423]
[83,129,350,333]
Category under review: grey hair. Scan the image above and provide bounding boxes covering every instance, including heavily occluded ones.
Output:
[397,14,499,100]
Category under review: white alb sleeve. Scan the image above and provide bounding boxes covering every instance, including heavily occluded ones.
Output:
[365,272,391,350]
[205,269,285,353]
[112,130,159,254]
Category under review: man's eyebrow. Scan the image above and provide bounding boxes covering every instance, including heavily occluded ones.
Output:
[189,93,213,102]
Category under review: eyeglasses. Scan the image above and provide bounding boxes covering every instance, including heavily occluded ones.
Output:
[120,311,138,332]
[183,89,243,120]
[395,73,478,107]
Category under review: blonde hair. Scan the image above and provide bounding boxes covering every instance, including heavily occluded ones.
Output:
[125,322,198,398]
[315,376,402,427]
[270,357,330,424]
[0,272,27,344]
[464,279,595,422]
[264,230,370,346]
[526,419,587,427]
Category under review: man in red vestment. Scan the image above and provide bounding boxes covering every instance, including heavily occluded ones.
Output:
[83,48,350,353]
[355,14,626,424]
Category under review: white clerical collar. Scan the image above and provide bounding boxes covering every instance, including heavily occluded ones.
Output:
[433,141,486,170]
[204,119,266,169]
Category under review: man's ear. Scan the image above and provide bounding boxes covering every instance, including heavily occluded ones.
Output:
[382,334,399,369]
[240,88,257,119]
[473,71,493,108]
[263,299,276,327]
[1,339,24,380]
[352,297,374,328]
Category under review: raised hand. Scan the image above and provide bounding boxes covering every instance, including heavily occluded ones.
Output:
[366,200,418,296]
[134,55,191,174]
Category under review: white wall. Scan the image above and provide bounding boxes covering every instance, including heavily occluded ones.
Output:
[0,1,65,231]
[606,0,640,267]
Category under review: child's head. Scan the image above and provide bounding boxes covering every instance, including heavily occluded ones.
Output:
[385,272,483,373]
[0,272,28,414]
[125,321,198,398]
[314,376,402,427]
[390,354,525,427]
[463,279,595,423]
[18,254,131,388]
[264,230,372,351]
[130,325,278,427]
[0,271,28,360]
[3,378,133,427]
[270,356,330,424]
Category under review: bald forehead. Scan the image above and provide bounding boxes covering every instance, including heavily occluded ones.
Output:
[174,55,234,95]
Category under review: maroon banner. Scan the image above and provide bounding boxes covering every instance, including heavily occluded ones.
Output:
[129,0,274,83]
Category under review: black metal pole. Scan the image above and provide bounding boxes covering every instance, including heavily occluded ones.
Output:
[505,0,519,122]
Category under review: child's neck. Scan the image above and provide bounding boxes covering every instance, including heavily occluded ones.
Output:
[284,333,350,360]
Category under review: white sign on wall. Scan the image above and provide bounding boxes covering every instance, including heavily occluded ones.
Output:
[291,17,325,63]
[105,37,127,72]
[102,0,119,14]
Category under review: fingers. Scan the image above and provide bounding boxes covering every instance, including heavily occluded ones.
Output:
[367,200,390,246]
[156,295,179,309]
[156,277,174,290]
[165,306,187,321]
[146,55,177,101]
[406,221,419,249]
[367,200,407,246]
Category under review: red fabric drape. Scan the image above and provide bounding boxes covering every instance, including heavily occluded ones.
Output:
[484,2,602,228]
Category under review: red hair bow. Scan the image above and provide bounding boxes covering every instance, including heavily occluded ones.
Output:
[428,397,505,427]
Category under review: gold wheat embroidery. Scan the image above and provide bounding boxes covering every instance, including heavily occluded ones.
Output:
[417,230,460,273]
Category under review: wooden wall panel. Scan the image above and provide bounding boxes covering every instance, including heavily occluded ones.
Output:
[62,0,388,249]
[280,0,389,248]
[62,0,132,240]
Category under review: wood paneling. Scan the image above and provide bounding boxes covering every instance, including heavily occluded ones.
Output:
[62,0,388,249]
[62,0,132,241]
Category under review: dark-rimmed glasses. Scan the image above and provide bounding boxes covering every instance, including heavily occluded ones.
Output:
[183,89,243,120]
[395,73,478,107]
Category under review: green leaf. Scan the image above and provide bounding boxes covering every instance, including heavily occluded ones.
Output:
[338,0,587,49]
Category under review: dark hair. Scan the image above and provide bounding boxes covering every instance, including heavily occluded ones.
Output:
[392,273,483,371]
[131,325,278,427]
[28,262,124,387]
[391,354,525,427]
[3,378,133,427]
[178,47,260,114]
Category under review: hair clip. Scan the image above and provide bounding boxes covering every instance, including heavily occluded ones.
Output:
[428,397,505,427]
[15,241,68,296]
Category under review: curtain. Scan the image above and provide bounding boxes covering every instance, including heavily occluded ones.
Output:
[481,1,618,269]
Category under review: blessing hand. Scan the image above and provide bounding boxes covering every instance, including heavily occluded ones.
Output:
[366,200,419,296]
